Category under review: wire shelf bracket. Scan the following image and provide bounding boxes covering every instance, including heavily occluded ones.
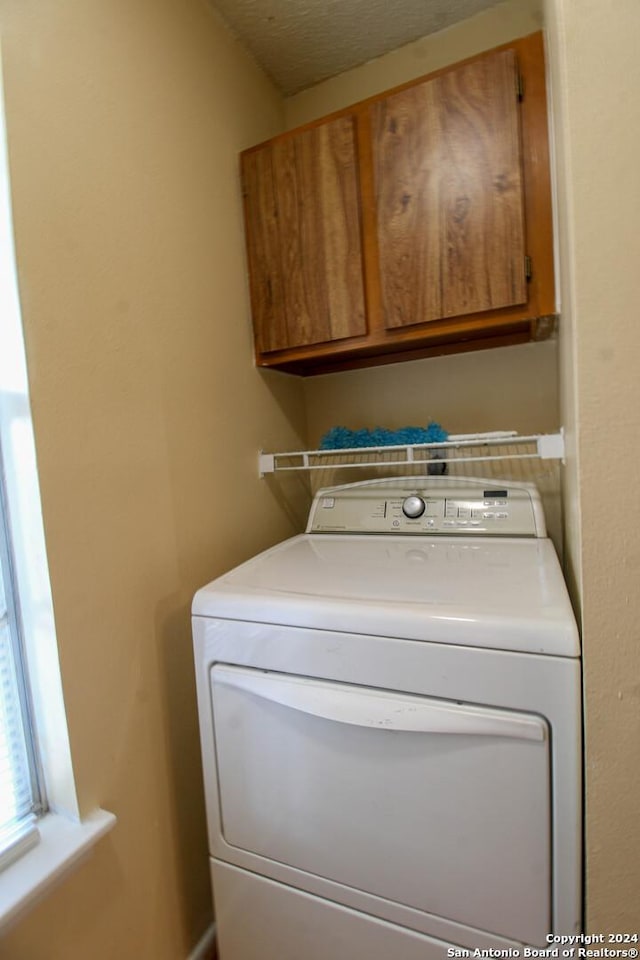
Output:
[258,430,565,477]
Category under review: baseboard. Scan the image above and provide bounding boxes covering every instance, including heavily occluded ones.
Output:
[187,922,216,960]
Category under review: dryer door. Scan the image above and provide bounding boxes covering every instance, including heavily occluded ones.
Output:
[210,664,551,946]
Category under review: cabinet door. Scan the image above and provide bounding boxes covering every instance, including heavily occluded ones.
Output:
[372,48,527,330]
[242,116,366,354]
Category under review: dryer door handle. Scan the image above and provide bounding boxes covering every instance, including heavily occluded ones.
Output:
[213,665,547,742]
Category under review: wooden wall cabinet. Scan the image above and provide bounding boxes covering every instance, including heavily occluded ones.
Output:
[240,32,554,376]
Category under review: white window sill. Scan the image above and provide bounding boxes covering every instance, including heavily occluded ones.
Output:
[0,808,116,930]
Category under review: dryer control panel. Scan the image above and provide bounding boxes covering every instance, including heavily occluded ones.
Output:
[307,477,546,537]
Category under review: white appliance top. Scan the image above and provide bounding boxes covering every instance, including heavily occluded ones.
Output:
[193,478,579,657]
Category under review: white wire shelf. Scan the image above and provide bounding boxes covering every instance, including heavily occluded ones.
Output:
[258,430,565,476]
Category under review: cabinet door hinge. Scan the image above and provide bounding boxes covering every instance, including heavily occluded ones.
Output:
[517,72,525,101]
[525,255,532,279]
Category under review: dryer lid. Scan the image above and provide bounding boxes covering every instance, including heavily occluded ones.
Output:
[192,534,579,657]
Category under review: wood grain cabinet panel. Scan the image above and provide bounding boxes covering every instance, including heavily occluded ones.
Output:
[241,115,366,354]
[241,147,287,354]
[372,49,527,329]
[240,33,554,375]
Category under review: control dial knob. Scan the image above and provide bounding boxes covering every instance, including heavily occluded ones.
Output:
[402,495,426,519]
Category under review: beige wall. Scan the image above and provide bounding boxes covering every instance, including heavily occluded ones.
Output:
[305,341,559,443]
[544,0,640,930]
[542,0,582,610]
[0,0,305,957]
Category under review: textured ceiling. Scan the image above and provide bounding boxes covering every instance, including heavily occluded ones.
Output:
[207,0,503,95]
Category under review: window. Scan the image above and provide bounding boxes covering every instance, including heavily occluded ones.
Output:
[0,448,46,870]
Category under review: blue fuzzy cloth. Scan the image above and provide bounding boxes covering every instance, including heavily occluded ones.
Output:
[319,423,448,450]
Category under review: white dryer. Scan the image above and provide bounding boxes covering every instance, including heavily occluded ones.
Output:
[192,477,582,960]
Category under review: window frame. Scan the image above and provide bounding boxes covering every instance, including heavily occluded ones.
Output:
[0,438,48,834]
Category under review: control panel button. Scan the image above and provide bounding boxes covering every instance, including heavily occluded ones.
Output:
[496,512,509,519]
[402,496,426,519]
